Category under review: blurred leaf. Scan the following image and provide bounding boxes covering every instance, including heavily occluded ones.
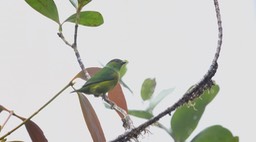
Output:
[120,80,133,94]
[78,0,91,11]
[0,138,6,142]
[128,110,154,119]
[141,78,156,101]
[148,88,174,113]
[69,0,78,8]
[171,84,219,142]
[78,93,106,142]
[25,0,59,24]
[65,11,103,27]
[109,83,128,118]
[191,125,239,142]
[24,120,48,142]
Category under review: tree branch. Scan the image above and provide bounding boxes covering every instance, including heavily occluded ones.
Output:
[111,0,222,141]
[102,94,134,130]
[0,82,72,140]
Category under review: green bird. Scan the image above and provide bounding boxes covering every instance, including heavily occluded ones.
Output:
[73,59,127,97]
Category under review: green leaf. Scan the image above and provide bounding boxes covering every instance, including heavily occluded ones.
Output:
[141,78,156,101]
[148,88,174,112]
[191,125,239,142]
[25,0,59,24]
[171,84,219,142]
[128,110,154,119]
[65,11,104,27]
[78,0,91,10]
[69,0,78,8]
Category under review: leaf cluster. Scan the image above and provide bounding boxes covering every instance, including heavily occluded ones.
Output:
[129,79,238,142]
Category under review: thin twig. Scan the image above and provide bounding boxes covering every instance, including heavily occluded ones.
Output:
[111,0,223,141]
[72,24,90,80]
[57,32,72,47]
[71,9,91,80]
[0,82,72,140]
[102,94,134,130]
[1,111,13,131]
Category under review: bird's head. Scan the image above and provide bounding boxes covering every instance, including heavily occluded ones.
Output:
[106,59,127,71]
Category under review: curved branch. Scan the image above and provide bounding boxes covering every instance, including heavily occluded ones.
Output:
[111,0,223,141]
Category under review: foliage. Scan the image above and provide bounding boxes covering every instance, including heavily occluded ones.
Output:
[0,0,238,142]
[129,81,238,141]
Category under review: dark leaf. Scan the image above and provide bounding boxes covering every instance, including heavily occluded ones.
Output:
[0,105,5,113]
[171,84,219,142]
[128,110,153,119]
[25,0,59,24]
[24,120,48,142]
[141,78,156,101]
[108,83,128,118]
[191,125,239,142]
[78,93,106,142]
[65,11,103,27]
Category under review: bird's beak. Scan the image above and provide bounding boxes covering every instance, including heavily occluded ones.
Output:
[122,61,127,65]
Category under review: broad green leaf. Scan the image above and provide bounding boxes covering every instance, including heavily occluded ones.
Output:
[25,0,59,24]
[78,93,106,142]
[69,0,78,8]
[171,84,219,142]
[148,88,174,113]
[141,78,156,101]
[65,11,103,27]
[78,0,91,11]
[191,125,239,142]
[128,110,154,119]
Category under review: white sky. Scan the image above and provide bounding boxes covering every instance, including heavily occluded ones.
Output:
[1,0,256,141]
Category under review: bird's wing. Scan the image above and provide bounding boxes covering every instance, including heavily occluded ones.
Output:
[83,67,118,87]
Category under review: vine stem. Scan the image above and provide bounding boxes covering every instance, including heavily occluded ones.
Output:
[111,0,223,141]
[0,82,72,140]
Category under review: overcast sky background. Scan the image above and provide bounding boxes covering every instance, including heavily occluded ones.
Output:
[1,0,256,141]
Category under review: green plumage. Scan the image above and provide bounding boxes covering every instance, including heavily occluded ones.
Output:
[73,59,126,97]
